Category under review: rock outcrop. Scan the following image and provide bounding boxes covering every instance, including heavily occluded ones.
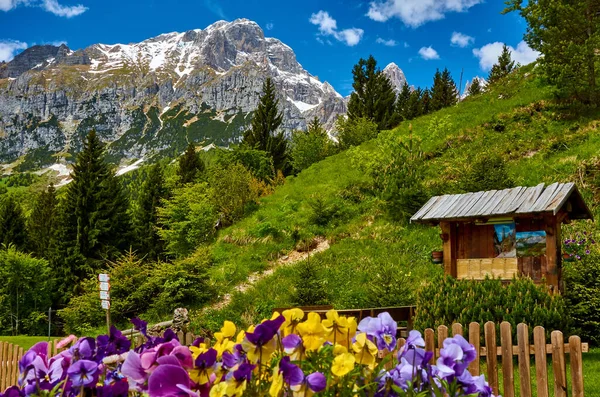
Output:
[0,19,346,170]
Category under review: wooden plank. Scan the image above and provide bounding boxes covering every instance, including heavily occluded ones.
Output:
[185,332,194,346]
[529,182,560,213]
[456,191,486,218]
[569,335,584,397]
[452,323,463,337]
[5,343,12,390]
[480,188,512,216]
[473,189,501,216]
[424,328,435,364]
[504,186,534,214]
[411,195,442,221]
[477,342,589,356]
[465,190,496,217]
[16,347,22,386]
[468,322,480,376]
[10,344,17,387]
[517,323,532,397]
[177,331,184,342]
[0,342,5,391]
[422,195,452,220]
[437,325,448,357]
[545,215,559,292]
[500,322,515,397]
[436,194,464,219]
[493,186,524,215]
[445,192,473,218]
[534,327,549,397]
[441,222,456,277]
[551,330,567,397]
[516,183,545,213]
[547,182,575,214]
[484,321,499,395]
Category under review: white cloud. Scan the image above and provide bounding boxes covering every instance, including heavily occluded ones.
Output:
[367,0,482,27]
[0,0,87,17]
[47,40,67,46]
[473,41,540,70]
[309,10,364,46]
[42,0,87,17]
[404,41,410,48]
[376,37,397,47]
[418,46,439,60]
[265,22,274,30]
[451,31,474,47]
[0,40,28,62]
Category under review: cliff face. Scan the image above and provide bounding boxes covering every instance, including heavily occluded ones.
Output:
[0,19,346,170]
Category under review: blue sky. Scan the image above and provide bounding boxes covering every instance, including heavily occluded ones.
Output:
[0,0,539,95]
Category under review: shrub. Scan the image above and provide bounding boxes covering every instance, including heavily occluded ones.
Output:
[336,116,378,150]
[307,195,341,226]
[414,275,569,343]
[209,163,258,225]
[292,256,328,306]
[459,155,514,193]
[563,253,600,345]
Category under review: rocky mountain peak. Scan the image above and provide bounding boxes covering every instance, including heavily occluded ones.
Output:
[382,62,408,94]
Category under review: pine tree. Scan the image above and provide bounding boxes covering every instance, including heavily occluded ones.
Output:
[178,143,204,185]
[242,78,288,172]
[27,183,57,257]
[487,44,516,84]
[505,0,600,103]
[347,55,398,130]
[132,163,169,261]
[395,82,412,120]
[431,68,458,111]
[405,88,423,120]
[467,78,483,96]
[0,195,27,250]
[52,130,130,296]
[421,89,431,115]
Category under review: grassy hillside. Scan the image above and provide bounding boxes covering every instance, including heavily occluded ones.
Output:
[178,64,600,332]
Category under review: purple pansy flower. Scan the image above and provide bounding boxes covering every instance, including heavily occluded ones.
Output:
[358,312,398,351]
[279,357,304,386]
[245,316,285,347]
[67,359,98,387]
[306,372,326,392]
[147,364,196,397]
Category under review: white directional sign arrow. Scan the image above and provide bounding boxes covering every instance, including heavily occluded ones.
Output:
[99,282,110,291]
[100,291,110,300]
[101,300,110,310]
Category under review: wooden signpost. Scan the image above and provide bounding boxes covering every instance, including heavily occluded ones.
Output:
[99,274,111,332]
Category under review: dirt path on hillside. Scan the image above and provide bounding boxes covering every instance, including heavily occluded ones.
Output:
[203,238,330,312]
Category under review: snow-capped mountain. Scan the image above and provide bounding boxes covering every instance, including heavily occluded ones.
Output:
[0,19,346,171]
[382,62,408,94]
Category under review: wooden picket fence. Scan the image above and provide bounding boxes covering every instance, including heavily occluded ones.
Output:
[397,321,587,397]
[0,340,63,390]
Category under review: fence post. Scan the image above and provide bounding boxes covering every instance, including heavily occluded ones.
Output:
[451,323,463,337]
[551,330,567,397]
[424,328,435,364]
[500,321,515,397]
[569,335,584,397]
[0,342,5,391]
[534,326,549,397]
[484,321,498,396]
[517,323,532,397]
[468,322,480,376]
[437,325,448,356]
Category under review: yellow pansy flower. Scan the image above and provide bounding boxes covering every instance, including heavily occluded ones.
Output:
[269,369,284,397]
[322,310,357,347]
[352,332,378,369]
[214,321,236,342]
[189,344,208,360]
[226,379,247,396]
[209,381,229,397]
[333,344,348,356]
[281,308,305,336]
[331,352,355,377]
[296,312,325,351]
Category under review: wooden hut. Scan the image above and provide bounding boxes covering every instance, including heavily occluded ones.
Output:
[410,182,593,292]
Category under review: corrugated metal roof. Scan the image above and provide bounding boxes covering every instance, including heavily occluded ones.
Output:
[411,183,593,223]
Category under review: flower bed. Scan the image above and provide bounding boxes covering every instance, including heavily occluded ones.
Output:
[13,309,496,396]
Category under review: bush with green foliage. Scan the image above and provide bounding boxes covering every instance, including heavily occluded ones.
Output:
[290,117,337,173]
[214,146,274,182]
[336,116,379,150]
[414,276,570,343]
[292,256,328,306]
[459,155,514,192]
[157,182,216,258]
[0,246,52,335]
[209,163,258,225]
[60,249,214,334]
[563,253,600,345]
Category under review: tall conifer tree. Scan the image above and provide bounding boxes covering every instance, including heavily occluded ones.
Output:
[431,68,458,111]
[467,78,483,96]
[348,55,398,130]
[28,183,57,257]
[242,78,288,172]
[51,130,130,298]
[488,44,516,84]
[0,195,27,250]
[178,143,204,185]
[132,163,168,261]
